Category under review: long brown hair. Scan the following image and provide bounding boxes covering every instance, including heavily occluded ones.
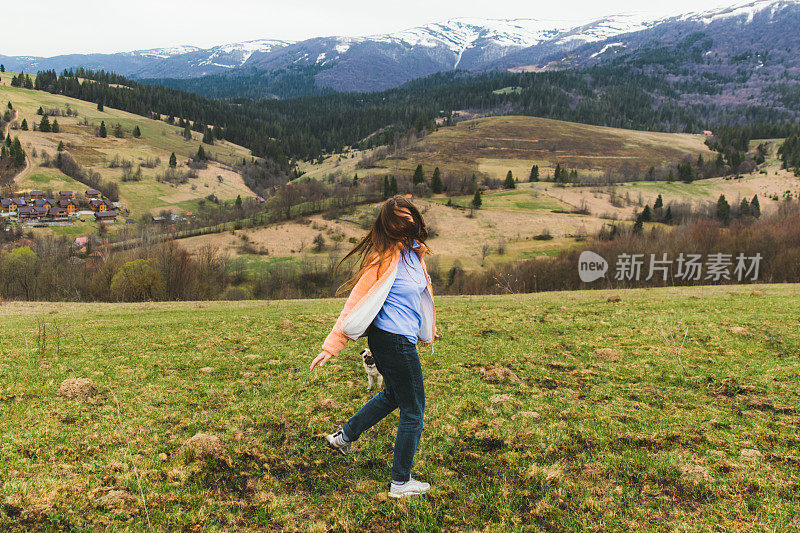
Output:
[336,195,429,294]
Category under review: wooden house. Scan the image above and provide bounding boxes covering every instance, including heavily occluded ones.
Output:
[94,210,118,222]
[1,199,14,213]
[89,199,108,212]
[85,189,101,199]
[17,206,35,219]
[59,191,74,199]
[59,199,79,214]
[49,207,68,219]
[29,190,44,200]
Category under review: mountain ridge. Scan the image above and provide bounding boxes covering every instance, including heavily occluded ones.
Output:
[2,0,799,93]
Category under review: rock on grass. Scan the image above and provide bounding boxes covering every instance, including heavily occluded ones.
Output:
[607,295,622,302]
[730,326,748,335]
[57,378,98,400]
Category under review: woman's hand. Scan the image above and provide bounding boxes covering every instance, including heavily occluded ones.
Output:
[310,350,334,371]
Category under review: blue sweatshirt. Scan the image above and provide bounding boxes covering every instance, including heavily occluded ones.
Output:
[372,241,428,344]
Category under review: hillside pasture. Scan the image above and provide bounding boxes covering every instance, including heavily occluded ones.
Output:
[0,73,256,219]
[358,116,716,181]
[0,284,799,530]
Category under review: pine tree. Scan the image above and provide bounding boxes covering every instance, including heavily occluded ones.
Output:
[39,115,51,133]
[20,118,28,131]
[133,125,141,138]
[504,170,515,189]
[738,198,749,218]
[471,189,482,209]
[431,167,443,193]
[664,206,673,224]
[0,65,4,73]
[529,164,539,182]
[97,101,104,112]
[113,123,124,138]
[183,125,192,141]
[750,195,761,218]
[24,75,32,89]
[352,173,359,187]
[716,194,731,224]
[654,194,663,210]
[11,138,25,167]
[51,119,59,133]
[235,195,242,209]
[37,106,44,115]
[6,101,11,110]
[633,216,643,234]
[57,141,64,152]
[640,205,652,222]
[98,121,107,138]
[678,162,694,183]
[169,152,177,168]
[383,176,391,199]
[413,164,425,185]
[196,145,206,161]
[389,176,398,196]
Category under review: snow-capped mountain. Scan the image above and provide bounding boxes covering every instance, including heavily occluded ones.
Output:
[2,0,799,93]
[0,39,294,79]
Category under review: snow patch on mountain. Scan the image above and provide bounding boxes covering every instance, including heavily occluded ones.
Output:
[133,46,202,59]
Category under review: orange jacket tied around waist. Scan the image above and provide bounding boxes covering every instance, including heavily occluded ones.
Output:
[322,245,437,357]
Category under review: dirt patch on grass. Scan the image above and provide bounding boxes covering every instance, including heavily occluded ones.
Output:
[57,378,98,399]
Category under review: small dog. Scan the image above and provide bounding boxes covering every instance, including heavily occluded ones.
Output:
[361,348,383,390]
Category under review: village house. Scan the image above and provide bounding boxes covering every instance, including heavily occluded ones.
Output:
[89,199,111,212]
[59,198,79,214]
[2,189,122,223]
[17,206,35,219]
[49,207,68,219]
[85,189,101,199]
[94,210,118,222]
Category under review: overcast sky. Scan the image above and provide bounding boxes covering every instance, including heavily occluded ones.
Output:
[3,0,738,56]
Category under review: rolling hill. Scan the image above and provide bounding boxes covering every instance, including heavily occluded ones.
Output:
[348,115,716,182]
[0,71,257,235]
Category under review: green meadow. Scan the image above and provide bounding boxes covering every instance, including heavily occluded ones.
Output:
[1,284,799,530]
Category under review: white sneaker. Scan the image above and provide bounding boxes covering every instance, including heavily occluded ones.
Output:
[325,427,352,456]
[389,478,430,498]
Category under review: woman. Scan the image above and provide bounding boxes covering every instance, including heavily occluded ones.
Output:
[309,195,437,498]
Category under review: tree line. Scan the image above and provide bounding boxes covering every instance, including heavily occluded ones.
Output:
[30,64,800,169]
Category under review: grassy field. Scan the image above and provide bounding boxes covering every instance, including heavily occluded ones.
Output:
[0,72,256,223]
[1,284,799,530]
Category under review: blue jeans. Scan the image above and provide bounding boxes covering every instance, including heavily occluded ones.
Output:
[342,324,425,483]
